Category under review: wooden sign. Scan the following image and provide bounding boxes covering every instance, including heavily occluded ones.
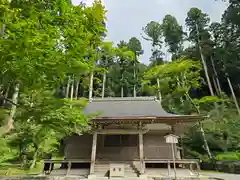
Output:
[164,134,179,144]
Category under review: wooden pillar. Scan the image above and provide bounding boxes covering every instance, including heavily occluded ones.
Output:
[66,161,72,176]
[139,131,145,174]
[90,132,97,175]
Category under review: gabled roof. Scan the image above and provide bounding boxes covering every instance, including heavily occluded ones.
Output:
[83,97,202,122]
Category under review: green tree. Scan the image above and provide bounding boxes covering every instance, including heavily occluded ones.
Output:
[142,21,163,66]
[144,58,216,158]
[115,44,134,97]
[0,0,106,168]
[10,89,89,168]
[186,8,216,100]
[128,37,143,97]
[99,41,115,98]
[162,15,184,59]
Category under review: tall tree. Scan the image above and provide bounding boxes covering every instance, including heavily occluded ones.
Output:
[143,59,214,158]
[142,21,163,66]
[128,37,143,97]
[162,15,184,60]
[115,44,134,97]
[0,0,106,168]
[186,8,215,98]
[99,41,115,98]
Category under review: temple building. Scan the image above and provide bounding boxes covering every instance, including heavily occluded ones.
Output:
[46,97,201,179]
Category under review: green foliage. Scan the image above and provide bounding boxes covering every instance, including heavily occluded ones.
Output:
[216,152,240,161]
[142,21,162,46]
[186,8,210,43]
[0,137,17,164]
[128,37,143,56]
[162,14,184,58]
[0,0,105,169]
[142,21,164,66]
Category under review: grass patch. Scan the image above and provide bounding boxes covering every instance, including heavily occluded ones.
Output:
[0,162,43,176]
[0,156,64,176]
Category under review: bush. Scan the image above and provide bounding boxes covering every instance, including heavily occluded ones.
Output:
[216,152,240,160]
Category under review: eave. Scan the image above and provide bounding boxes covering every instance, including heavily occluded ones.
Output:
[92,115,203,125]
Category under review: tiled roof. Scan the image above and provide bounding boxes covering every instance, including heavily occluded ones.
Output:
[83,96,181,118]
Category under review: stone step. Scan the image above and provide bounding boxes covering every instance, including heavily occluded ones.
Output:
[94,163,138,177]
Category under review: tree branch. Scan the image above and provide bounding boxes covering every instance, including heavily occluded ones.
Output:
[0,94,18,106]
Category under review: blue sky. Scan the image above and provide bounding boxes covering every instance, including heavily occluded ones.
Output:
[72,0,228,64]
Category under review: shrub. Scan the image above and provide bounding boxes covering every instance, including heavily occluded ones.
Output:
[216,152,240,161]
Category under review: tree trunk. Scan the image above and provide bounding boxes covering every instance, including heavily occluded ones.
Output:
[65,76,70,98]
[101,71,106,98]
[0,24,5,36]
[210,56,222,95]
[226,75,240,115]
[157,78,162,102]
[133,68,136,97]
[199,123,212,159]
[185,92,213,159]
[75,78,80,99]
[30,148,38,169]
[89,70,94,101]
[212,76,218,95]
[196,24,215,97]
[121,86,124,98]
[70,77,74,101]
[8,83,19,132]
[133,55,137,97]
[121,73,124,98]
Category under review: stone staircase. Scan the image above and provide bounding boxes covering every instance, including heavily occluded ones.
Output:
[94,163,109,177]
[94,162,140,178]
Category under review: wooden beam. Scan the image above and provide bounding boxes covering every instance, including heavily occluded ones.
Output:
[96,129,149,134]
[93,115,203,121]
[90,132,97,175]
[92,116,202,125]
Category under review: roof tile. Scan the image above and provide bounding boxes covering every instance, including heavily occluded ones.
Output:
[83,96,178,118]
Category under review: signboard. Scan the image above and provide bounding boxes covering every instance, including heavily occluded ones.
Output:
[164,134,179,179]
[164,134,179,144]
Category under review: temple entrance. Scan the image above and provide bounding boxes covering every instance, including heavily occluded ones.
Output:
[104,135,138,147]
[96,134,139,161]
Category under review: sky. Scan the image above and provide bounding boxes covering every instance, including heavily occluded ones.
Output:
[72,0,228,64]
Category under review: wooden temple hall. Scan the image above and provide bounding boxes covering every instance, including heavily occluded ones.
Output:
[44,97,202,179]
